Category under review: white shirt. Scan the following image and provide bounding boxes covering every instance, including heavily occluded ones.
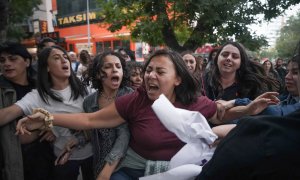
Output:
[15,86,93,160]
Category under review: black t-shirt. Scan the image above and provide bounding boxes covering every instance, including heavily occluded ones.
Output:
[10,81,35,101]
[197,109,300,179]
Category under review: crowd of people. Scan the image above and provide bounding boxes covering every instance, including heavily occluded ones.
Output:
[0,36,299,180]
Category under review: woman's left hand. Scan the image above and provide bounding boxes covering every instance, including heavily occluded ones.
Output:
[246,92,280,115]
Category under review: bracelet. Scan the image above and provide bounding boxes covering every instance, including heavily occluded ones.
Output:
[33,108,54,130]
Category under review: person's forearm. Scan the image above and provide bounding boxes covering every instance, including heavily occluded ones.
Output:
[222,105,250,122]
[0,112,16,126]
[52,103,125,130]
[53,113,93,130]
[0,105,23,126]
[212,124,236,138]
[19,131,40,144]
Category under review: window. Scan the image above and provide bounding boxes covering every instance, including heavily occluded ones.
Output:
[122,40,130,49]
[104,41,111,51]
[57,0,98,16]
[96,42,103,54]
[113,40,121,50]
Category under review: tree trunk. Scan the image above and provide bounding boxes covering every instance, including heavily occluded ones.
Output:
[157,1,187,52]
[0,0,9,42]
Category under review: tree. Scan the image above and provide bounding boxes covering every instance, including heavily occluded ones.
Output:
[0,0,42,42]
[276,12,300,58]
[259,48,278,60]
[96,0,300,52]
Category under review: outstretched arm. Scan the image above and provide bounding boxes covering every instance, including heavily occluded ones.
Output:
[209,92,280,124]
[222,92,280,121]
[16,102,126,134]
[0,104,23,126]
[54,102,125,129]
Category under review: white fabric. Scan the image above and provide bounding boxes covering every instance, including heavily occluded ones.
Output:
[15,86,93,160]
[76,63,87,78]
[140,94,217,180]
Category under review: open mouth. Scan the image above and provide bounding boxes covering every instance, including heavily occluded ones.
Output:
[223,63,232,67]
[4,69,14,73]
[111,76,120,84]
[148,84,159,92]
[62,65,69,70]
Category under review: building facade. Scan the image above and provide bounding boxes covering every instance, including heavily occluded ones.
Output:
[23,0,148,61]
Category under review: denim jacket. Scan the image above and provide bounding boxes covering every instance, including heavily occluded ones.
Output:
[83,86,133,177]
[0,75,24,180]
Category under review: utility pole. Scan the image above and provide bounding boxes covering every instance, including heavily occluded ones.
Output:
[87,0,91,51]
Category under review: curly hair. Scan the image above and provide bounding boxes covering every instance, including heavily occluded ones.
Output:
[126,61,144,76]
[83,51,129,92]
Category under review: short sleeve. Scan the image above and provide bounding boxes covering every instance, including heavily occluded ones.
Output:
[15,90,40,115]
[115,91,139,122]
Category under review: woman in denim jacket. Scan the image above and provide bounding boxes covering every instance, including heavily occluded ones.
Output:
[82,51,133,179]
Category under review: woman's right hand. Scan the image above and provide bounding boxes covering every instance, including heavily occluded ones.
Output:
[16,112,46,135]
[54,139,77,166]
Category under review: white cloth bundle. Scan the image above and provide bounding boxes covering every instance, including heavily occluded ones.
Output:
[140,95,217,180]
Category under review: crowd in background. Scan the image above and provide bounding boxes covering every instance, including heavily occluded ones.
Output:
[0,36,299,180]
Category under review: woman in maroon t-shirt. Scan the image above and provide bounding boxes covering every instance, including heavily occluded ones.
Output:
[17,49,277,179]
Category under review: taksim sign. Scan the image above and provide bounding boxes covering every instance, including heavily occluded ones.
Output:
[57,12,98,27]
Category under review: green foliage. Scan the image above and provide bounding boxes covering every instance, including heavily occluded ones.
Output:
[97,0,300,52]
[276,12,300,58]
[259,48,278,60]
[0,0,42,41]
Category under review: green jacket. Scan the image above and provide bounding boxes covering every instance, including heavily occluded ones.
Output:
[0,75,24,180]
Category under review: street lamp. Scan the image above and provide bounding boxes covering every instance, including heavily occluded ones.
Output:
[87,0,91,51]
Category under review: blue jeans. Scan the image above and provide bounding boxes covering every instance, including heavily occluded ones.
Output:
[111,167,144,180]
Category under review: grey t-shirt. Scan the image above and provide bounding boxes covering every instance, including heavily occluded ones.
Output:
[15,86,93,160]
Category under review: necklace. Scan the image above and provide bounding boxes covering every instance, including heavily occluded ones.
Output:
[100,92,116,102]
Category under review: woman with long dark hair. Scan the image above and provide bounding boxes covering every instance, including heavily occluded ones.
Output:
[205,41,279,101]
[2,45,93,180]
[197,41,300,180]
